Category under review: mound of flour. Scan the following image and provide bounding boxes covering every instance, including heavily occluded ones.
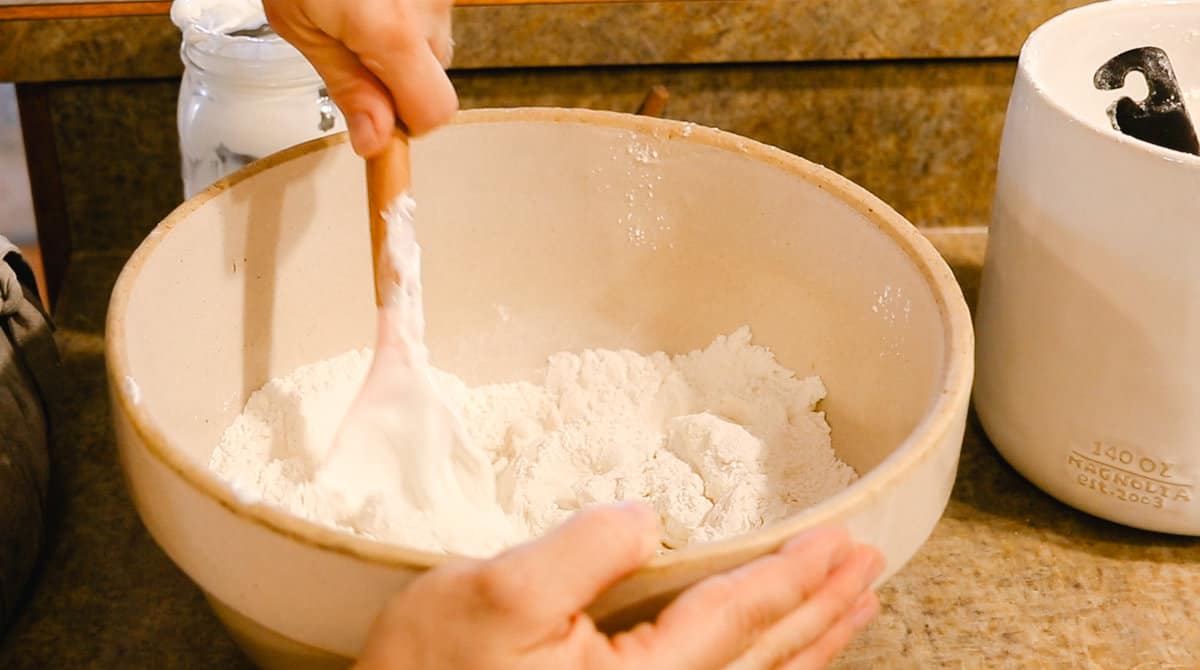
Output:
[211,327,857,556]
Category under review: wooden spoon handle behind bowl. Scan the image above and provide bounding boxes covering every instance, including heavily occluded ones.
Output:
[366,129,412,307]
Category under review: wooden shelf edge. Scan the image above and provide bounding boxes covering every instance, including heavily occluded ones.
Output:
[0,0,668,21]
[0,2,171,20]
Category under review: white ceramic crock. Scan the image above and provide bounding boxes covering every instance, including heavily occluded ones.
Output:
[975,1,1200,534]
[108,108,974,668]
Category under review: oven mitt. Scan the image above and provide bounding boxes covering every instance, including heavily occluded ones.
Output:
[0,235,60,632]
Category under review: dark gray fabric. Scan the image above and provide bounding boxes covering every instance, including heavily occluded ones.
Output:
[0,246,59,632]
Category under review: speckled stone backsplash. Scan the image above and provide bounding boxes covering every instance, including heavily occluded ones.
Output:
[6,0,1089,260]
[45,58,1013,258]
[455,61,1016,229]
[47,81,182,253]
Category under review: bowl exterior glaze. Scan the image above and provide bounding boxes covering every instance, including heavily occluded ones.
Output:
[108,108,973,666]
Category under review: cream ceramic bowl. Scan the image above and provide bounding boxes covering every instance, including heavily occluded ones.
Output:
[107,108,973,668]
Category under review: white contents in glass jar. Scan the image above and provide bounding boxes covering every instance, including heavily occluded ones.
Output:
[212,327,858,557]
[171,0,346,198]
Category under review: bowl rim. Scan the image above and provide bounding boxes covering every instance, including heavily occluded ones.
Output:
[106,106,975,572]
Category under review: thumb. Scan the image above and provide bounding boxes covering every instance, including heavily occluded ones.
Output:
[481,502,661,626]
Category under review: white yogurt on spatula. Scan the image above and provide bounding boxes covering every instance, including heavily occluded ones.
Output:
[313,195,515,553]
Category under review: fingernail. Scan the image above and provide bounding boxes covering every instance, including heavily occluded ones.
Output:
[850,592,880,628]
[348,112,378,156]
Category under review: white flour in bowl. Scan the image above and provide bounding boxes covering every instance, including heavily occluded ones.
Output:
[211,327,858,556]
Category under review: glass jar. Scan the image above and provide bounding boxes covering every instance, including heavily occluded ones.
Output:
[174,21,345,199]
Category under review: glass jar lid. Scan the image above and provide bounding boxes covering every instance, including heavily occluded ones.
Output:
[171,0,320,86]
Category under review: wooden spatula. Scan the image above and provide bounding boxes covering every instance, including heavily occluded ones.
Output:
[317,128,496,512]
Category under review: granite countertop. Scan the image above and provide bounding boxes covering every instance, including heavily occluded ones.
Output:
[1,0,1093,82]
[1,227,1197,669]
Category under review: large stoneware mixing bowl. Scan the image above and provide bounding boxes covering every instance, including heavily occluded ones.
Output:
[107,108,973,668]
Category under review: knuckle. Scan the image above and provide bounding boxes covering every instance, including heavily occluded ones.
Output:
[344,12,419,56]
[692,572,742,612]
[803,581,867,637]
[726,592,779,637]
[806,591,849,630]
[706,560,790,635]
[471,561,530,613]
[828,562,873,605]
[611,622,658,662]
[591,507,646,554]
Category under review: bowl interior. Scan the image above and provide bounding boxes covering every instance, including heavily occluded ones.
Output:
[118,110,948,529]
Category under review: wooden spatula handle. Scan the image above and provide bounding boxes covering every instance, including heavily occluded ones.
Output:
[366,129,413,307]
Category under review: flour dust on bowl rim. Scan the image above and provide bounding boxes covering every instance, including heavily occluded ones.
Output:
[106,107,974,669]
